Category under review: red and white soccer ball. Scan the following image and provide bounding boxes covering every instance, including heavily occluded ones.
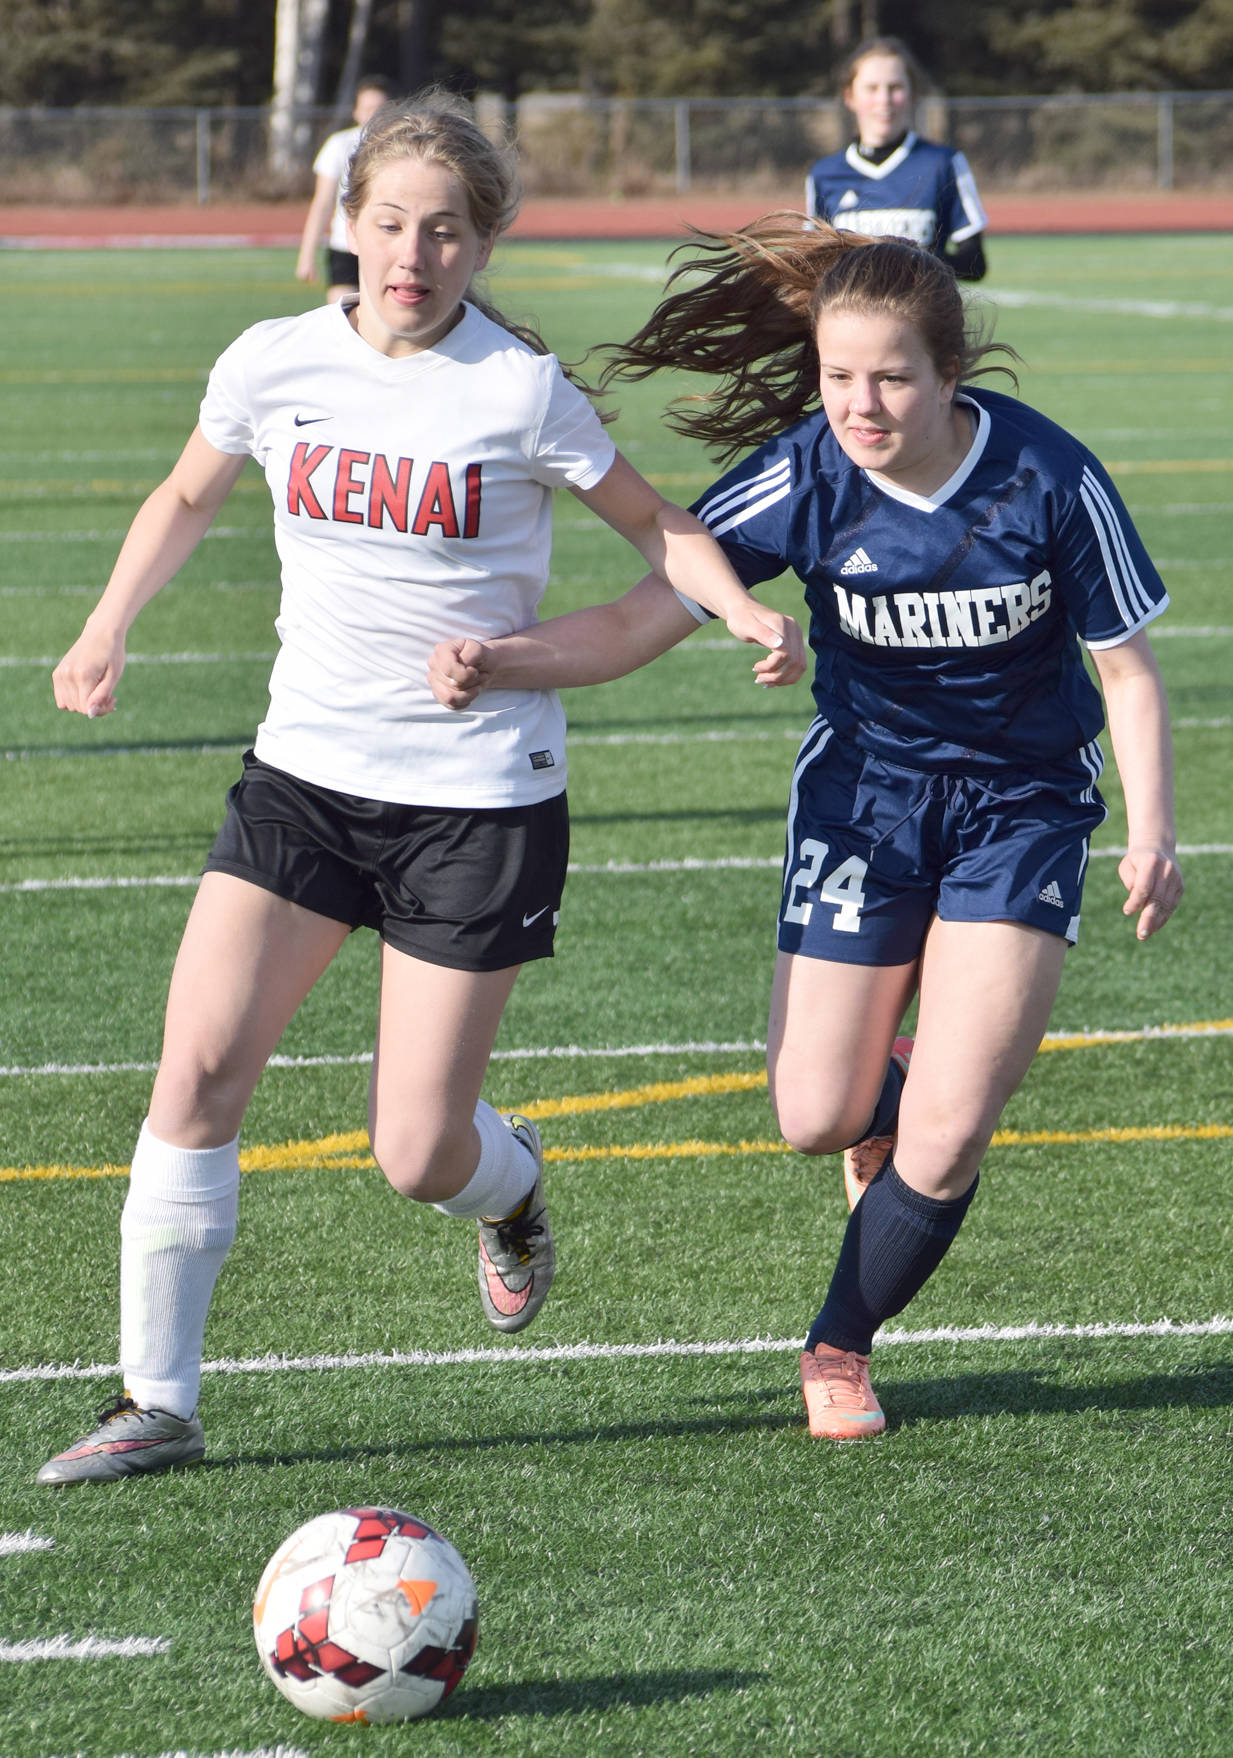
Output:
[253,1506,479,1723]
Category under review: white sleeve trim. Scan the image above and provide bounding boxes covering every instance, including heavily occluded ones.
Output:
[1083,595,1171,650]
[948,151,988,241]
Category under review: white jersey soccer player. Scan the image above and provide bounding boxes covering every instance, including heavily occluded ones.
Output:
[39,95,803,1488]
[200,299,614,806]
[313,123,365,254]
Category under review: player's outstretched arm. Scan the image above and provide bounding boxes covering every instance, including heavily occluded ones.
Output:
[570,451,807,680]
[1090,630,1184,940]
[427,576,703,710]
[52,428,248,719]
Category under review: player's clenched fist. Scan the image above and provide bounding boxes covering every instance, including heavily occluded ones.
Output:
[427,636,493,710]
[52,622,126,718]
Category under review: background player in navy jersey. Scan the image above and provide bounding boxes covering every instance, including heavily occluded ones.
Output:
[806,36,988,282]
[38,97,803,1486]
[428,218,1183,1443]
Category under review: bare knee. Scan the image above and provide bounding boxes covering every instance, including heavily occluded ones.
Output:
[369,1113,476,1202]
[896,1108,991,1195]
[149,1052,256,1146]
[770,1086,871,1159]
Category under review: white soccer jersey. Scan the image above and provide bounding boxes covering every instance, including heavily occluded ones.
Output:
[312,125,362,251]
[198,301,616,807]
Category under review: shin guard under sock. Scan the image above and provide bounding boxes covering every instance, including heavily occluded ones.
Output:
[805,1157,978,1356]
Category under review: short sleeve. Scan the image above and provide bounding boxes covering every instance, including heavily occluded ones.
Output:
[197,331,258,458]
[312,128,355,181]
[1053,457,1169,648]
[691,451,797,589]
[528,361,616,491]
[943,150,988,244]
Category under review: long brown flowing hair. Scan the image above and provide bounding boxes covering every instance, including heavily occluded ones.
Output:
[596,214,1019,463]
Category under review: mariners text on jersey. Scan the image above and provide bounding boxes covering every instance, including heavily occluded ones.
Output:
[688,387,1168,777]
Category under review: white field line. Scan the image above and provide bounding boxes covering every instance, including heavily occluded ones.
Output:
[559,269,1233,323]
[0,1531,54,1555]
[3,1317,1230,1389]
[0,1634,169,1661]
[2,843,1231,901]
[6,718,1230,762]
[6,504,1233,547]
[0,652,274,668]
[1,579,275,598]
[0,1041,769,1079]
[3,624,1228,670]
[993,288,1233,322]
[43,1750,307,1758]
[3,1018,1230,1085]
[0,526,260,544]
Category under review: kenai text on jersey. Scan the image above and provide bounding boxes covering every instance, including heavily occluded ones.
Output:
[287,442,483,537]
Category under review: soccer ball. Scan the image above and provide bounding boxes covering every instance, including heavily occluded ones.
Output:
[253,1506,478,1723]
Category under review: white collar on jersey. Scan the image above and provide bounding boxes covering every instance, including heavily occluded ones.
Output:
[863,393,991,512]
[844,131,918,180]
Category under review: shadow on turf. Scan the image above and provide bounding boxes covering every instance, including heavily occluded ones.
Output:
[437,1665,768,1721]
[878,1361,1233,1429]
[199,1361,1233,1469]
[206,1397,803,1471]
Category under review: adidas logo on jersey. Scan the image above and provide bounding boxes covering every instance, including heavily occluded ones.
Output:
[839,547,878,576]
[1038,880,1065,908]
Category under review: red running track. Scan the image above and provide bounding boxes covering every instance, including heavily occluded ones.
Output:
[2,189,1232,248]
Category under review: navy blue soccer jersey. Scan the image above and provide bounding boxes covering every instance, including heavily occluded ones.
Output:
[690,386,1169,777]
[805,133,986,254]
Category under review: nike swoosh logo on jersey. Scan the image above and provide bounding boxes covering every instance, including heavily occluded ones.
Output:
[522,906,550,928]
[293,412,331,426]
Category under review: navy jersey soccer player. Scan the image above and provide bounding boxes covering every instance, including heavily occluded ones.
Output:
[691,384,1166,783]
[425,221,1184,1448]
[806,133,987,262]
[805,36,988,281]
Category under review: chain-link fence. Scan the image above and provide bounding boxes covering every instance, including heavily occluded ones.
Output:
[0,91,1230,205]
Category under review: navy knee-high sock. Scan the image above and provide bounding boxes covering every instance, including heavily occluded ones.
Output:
[805,1157,979,1356]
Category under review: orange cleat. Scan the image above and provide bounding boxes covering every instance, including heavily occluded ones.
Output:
[843,1035,913,1210]
[799,1343,886,1441]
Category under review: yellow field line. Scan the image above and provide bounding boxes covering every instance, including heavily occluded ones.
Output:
[4,1125,1224,1181]
[5,1022,1229,1185]
[5,1119,1232,1185]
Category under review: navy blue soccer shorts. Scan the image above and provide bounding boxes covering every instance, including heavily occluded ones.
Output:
[778,717,1109,967]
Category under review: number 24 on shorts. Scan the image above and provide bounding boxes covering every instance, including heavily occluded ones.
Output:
[784,838,868,932]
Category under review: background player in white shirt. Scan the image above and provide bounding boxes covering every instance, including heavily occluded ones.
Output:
[428,217,1183,1445]
[39,95,804,1485]
[806,36,988,282]
[295,74,396,302]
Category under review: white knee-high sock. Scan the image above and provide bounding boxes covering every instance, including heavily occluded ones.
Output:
[120,1119,239,1418]
[432,1102,537,1221]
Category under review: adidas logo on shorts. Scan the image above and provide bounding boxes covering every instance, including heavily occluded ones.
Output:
[1038,879,1065,908]
[839,547,878,576]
